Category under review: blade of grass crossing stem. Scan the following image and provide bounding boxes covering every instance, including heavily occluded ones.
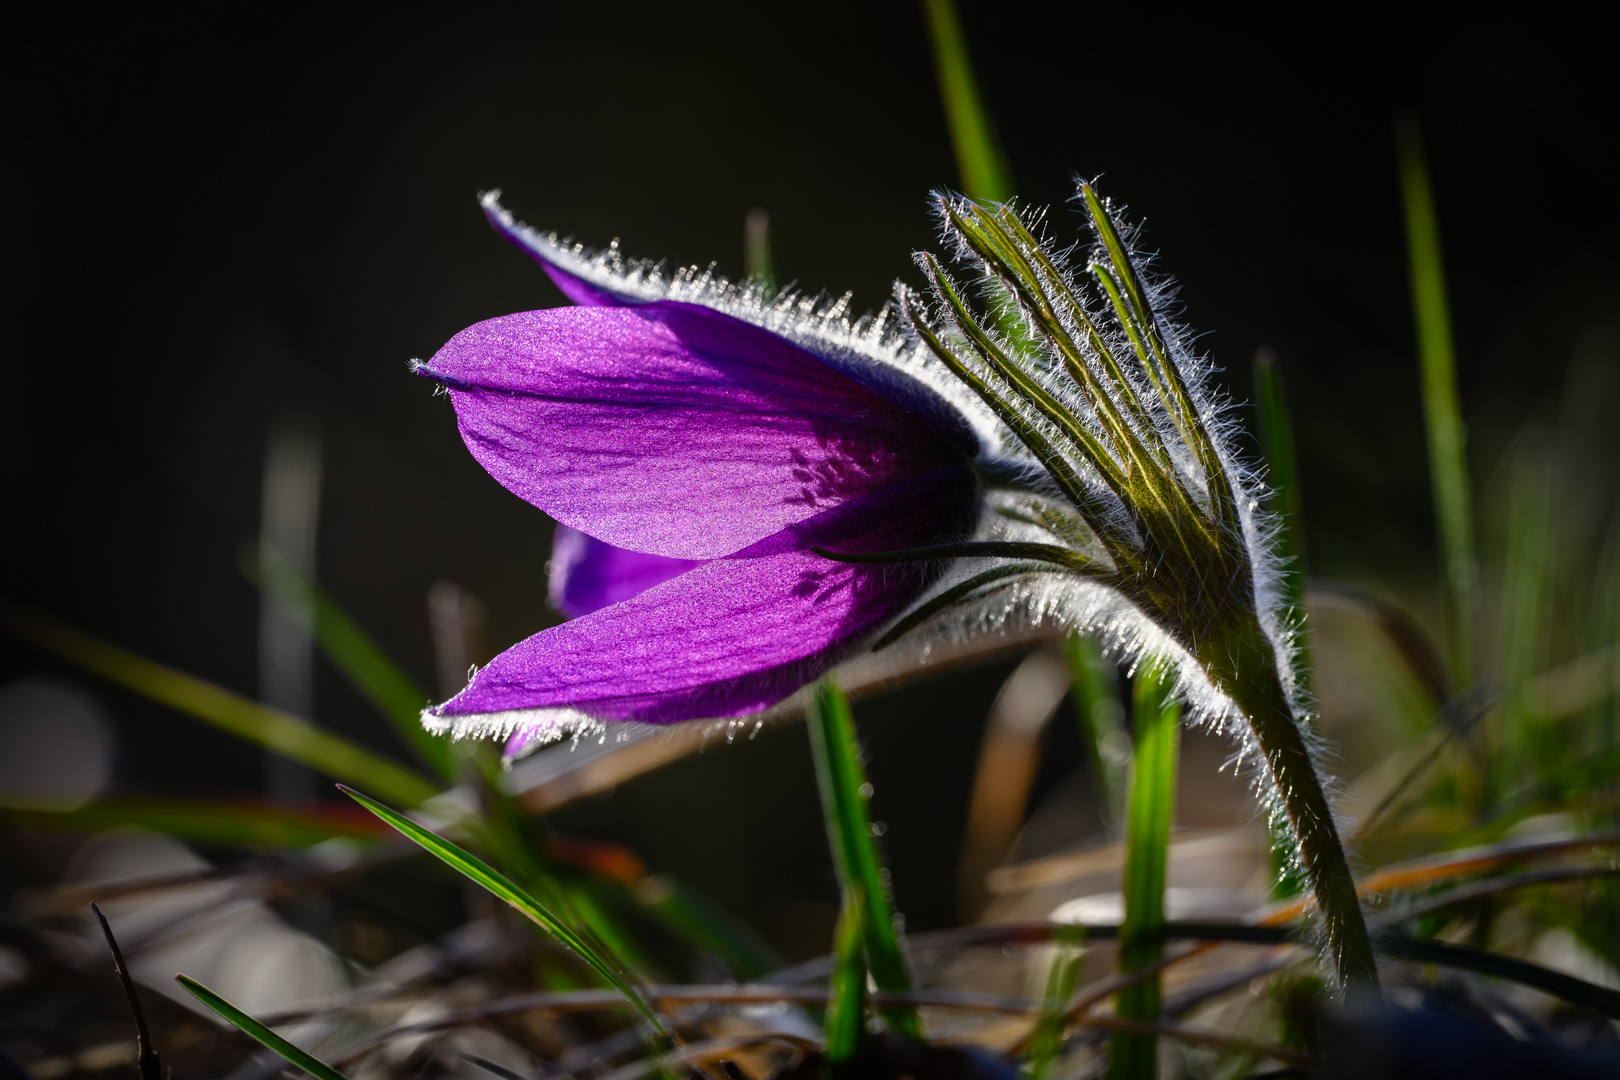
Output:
[1253,349,1308,674]
[806,678,922,1038]
[1252,351,1311,898]
[1110,662,1181,1080]
[0,605,441,807]
[258,549,452,781]
[176,975,349,1080]
[824,886,870,1076]
[339,785,667,1036]
[1027,924,1085,1080]
[1396,117,1479,692]
[919,0,1033,353]
[1064,634,1129,832]
[920,0,1013,204]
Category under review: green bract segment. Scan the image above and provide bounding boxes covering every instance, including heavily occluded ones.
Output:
[897,184,1378,989]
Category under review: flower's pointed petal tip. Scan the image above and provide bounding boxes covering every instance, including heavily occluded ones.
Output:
[409,358,450,385]
[430,465,980,726]
[478,190,635,307]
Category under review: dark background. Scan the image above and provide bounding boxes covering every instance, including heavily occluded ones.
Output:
[3,3,1616,945]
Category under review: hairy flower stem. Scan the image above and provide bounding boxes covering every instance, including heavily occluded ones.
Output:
[1199,621,1379,990]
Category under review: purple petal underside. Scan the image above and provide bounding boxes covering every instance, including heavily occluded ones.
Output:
[550,524,705,618]
[435,464,979,727]
[418,302,963,560]
[483,198,629,307]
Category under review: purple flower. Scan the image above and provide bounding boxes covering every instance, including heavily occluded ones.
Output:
[415,195,989,751]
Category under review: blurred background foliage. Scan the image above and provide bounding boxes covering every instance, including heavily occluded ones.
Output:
[2,1,1619,1074]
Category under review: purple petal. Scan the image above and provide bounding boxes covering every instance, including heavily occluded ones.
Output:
[550,524,705,618]
[434,465,979,727]
[483,196,633,307]
[418,302,963,560]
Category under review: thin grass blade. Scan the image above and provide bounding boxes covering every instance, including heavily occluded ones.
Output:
[1064,634,1129,831]
[339,785,667,1035]
[176,974,350,1080]
[824,885,869,1072]
[92,904,163,1080]
[0,604,441,807]
[257,548,452,780]
[920,0,1013,204]
[1498,442,1555,798]
[1396,116,1479,691]
[744,207,776,297]
[1252,350,1311,898]
[1110,662,1181,1080]
[1026,924,1085,1080]
[1253,349,1307,651]
[806,677,922,1038]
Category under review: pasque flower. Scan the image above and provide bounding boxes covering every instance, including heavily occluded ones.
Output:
[414,193,991,745]
[419,185,1375,986]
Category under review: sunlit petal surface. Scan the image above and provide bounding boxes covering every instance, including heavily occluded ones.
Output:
[418,303,965,560]
[432,465,977,729]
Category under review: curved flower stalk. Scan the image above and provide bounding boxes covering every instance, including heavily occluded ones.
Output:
[415,194,995,754]
[880,185,1376,988]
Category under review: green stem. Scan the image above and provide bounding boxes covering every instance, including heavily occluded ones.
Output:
[1109,662,1179,1080]
[806,678,922,1038]
[1201,622,1379,990]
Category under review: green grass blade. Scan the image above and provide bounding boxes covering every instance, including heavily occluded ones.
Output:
[1063,634,1129,831]
[6,797,387,849]
[1396,117,1478,691]
[176,974,350,1080]
[0,605,442,807]
[1253,349,1307,648]
[1109,662,1181,1080]
[744,207,776,297]
[1026,924,1085,1080]
[1498,444,1555,798]
[824,885,870,1069]
[338,785,667,1035]
[257,549,452,781]
[920,0,1013,204]
[1252,350,1311,898]
[806,677,922,1038]
[462,749,666,986]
